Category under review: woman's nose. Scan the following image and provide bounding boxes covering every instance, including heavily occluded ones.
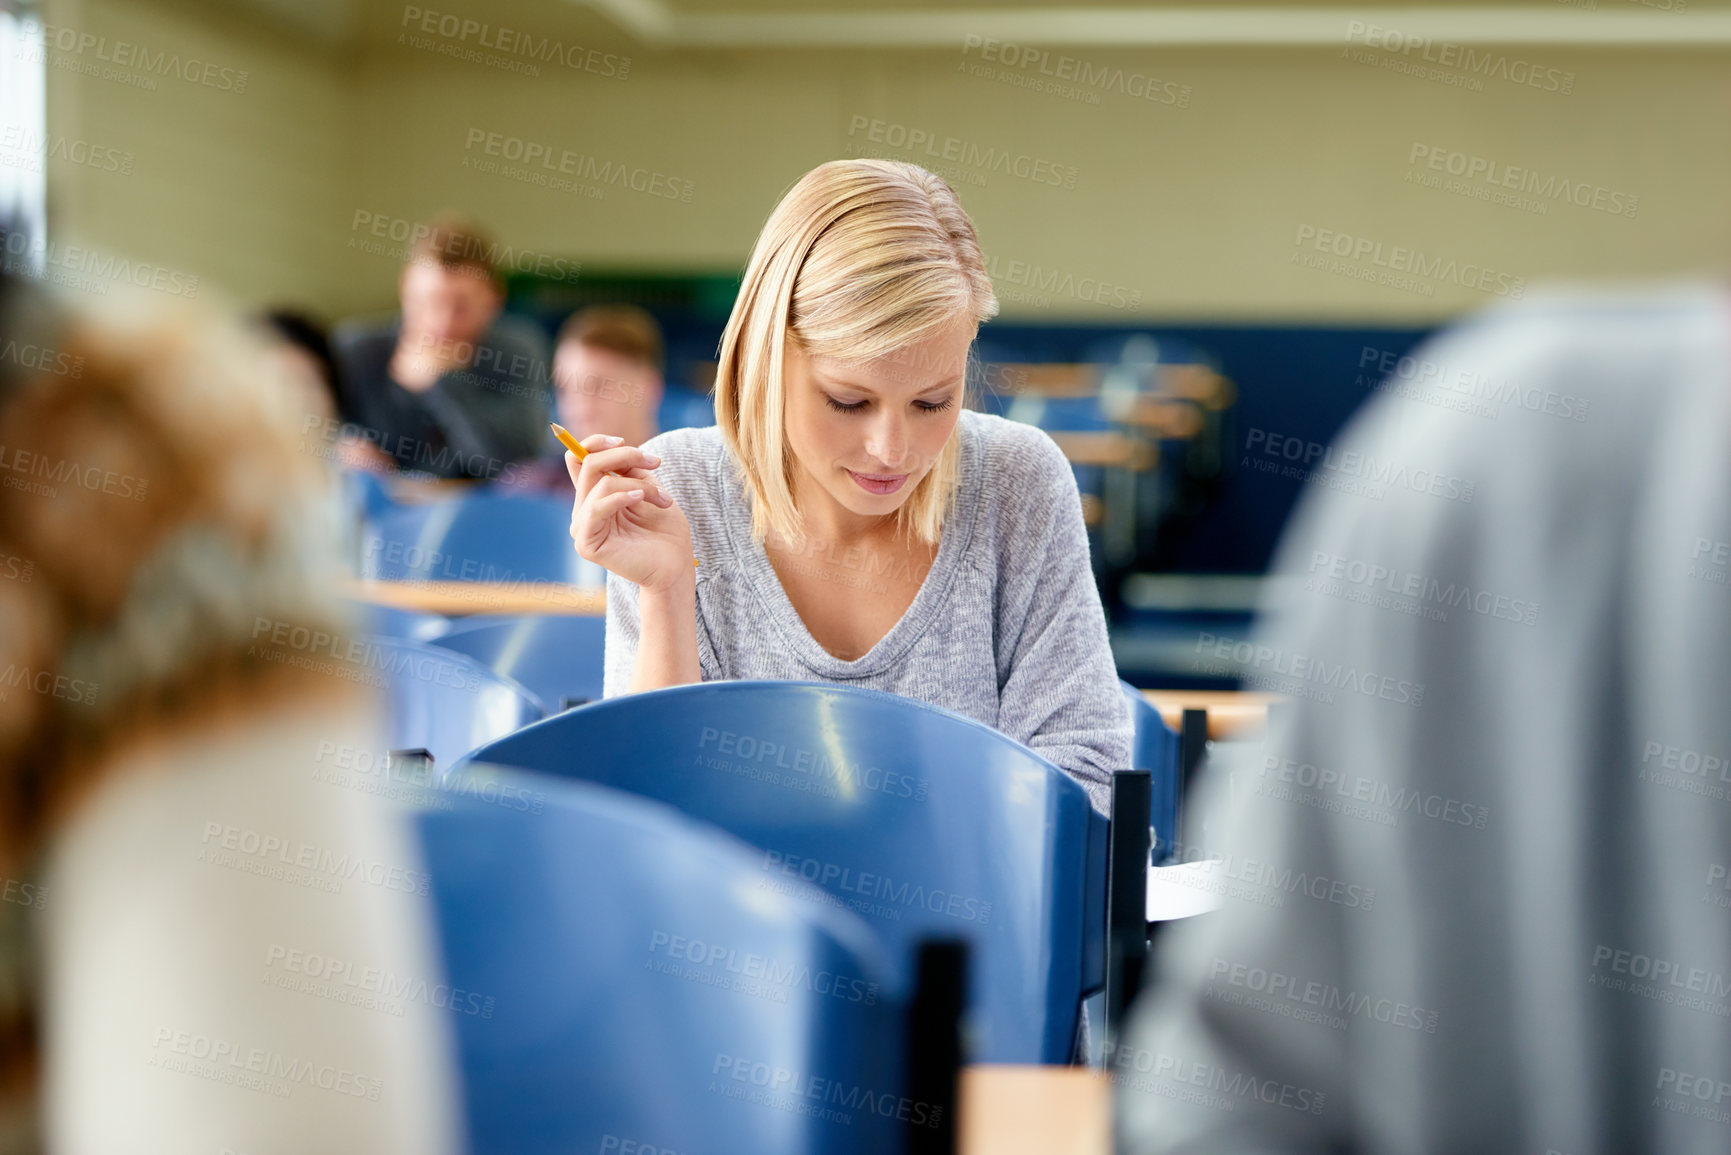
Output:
[865,416,910,470]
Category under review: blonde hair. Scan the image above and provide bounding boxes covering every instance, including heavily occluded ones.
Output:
[0,282,357,871]
[713,159,999,548]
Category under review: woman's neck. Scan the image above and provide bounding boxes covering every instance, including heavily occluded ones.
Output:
[790,473,896,549]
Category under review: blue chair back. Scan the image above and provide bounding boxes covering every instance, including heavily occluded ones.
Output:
[430,614,606,710]
[658,385,717,431]
[360,495,581,585]
[454,680,1104,1062]
[348,599,449,642]
[341,467,397,521]
[369,636,546,768]
[418,770,897,1155]
[1121,681,1181,863]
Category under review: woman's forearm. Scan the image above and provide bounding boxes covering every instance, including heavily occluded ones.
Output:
[629,574,702,692]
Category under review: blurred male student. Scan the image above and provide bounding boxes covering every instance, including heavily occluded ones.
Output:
[504,304,665,494]
[332,213,549,479]
[1117,282,1731,1154]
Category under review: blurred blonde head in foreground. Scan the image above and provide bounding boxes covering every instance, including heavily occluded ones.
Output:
[0,278,353,868]
[0,269,455,1154]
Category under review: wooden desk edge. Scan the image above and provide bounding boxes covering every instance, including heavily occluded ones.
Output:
[344,579,606,617]
[960,1065,1111,1155]
[1141,689,1284,740]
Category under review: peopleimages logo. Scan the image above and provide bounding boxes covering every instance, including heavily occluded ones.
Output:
[1306,550,1540,628]
[149,1027,381,1099]
[30,24,251,92]
[1206,958,1439,1033]
[1293,225,1526,298]
[1259,753,1490,830]
[1192,630,1425,708]
[648,931,880,1005]
[1343,20,1574,96]
[711,1054,943,1129]
[760,850,992,924]
[846,115,1079,190]
[1356,345,1590,424]
[399,6,630,79]
[1407,144,1637,219]
[1243,426,1476,505]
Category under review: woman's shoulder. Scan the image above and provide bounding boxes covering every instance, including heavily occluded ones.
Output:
[642,424,726,467]
[641,424,730,506]
[956,410,1083,569]
[958,409,1073,495]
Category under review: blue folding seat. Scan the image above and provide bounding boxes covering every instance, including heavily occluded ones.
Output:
[430,614,607,711]
[347,599,449,642]
[340,466,397,521]
[418,770,898,1155]
[359,495,583,586]
[452,680,1107,1063]
[1120,681,1181,864]
[367,636,546,768]
[657,385,717,431]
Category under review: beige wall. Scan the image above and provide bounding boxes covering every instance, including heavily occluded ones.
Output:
[41,0,1731,324]
[39,0,349,310]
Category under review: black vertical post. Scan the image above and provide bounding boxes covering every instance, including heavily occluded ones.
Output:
[905,939,967,1155]
[1179,708,1208,800]
[1105,770,1152,1054]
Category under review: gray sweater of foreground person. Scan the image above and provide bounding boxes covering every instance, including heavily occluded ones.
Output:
[602,408,1132,815]
[1117,283,1731,1154]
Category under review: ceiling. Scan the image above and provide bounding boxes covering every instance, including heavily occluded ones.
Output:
[193,0,1731,51]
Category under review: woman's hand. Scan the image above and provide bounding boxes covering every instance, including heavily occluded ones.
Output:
[567,434,693,593]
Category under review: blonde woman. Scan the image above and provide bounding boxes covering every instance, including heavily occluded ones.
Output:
[570,159,1130,812]
[0,276,458,1152]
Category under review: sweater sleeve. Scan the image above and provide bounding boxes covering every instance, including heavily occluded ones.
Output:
[991,427,1132,815]
[602,567,642,700]
[601,429,722,697]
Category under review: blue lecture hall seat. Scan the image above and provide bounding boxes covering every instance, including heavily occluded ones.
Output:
[359,494,584,585]
[1121,681,1182,864]
[430,614,607,711]
[453,680,1107,1063]
[417,771,899,1155]
[657,385,717,431]
[367,636,547,769]
[347,599,449,642]
[340,466,397,522]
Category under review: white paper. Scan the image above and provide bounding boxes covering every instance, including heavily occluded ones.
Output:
[1146,857,1225,922]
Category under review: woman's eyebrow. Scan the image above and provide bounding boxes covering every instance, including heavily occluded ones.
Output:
[816,371,962,395]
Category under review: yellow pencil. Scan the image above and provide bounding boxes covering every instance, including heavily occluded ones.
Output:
[552,423,698,569]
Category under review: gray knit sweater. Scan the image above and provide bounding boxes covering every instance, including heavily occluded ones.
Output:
[602,408,1131,814]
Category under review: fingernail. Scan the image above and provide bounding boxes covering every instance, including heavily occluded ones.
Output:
[602,435,624,446]
[643,453,661,466]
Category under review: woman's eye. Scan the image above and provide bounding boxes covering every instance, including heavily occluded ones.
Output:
[823,395,955,414]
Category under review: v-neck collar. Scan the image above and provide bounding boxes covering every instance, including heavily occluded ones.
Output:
[715,413,983,679]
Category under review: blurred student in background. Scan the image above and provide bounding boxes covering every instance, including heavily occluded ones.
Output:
[568,159,1131,814]
[332,213,549,480]
[0,271,459,1151]
[258,308,343,423]
[504,304,665,495]
[1117,283,1731,1153]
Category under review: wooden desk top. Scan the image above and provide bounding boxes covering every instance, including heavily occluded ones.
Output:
[344,579,605,617]
[1142,688,1282,740]
[960,1065,1110,1155]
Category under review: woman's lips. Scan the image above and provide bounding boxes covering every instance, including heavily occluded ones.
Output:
[847,469,908,495]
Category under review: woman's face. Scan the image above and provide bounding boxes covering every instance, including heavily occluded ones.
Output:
[782,312,974,527]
